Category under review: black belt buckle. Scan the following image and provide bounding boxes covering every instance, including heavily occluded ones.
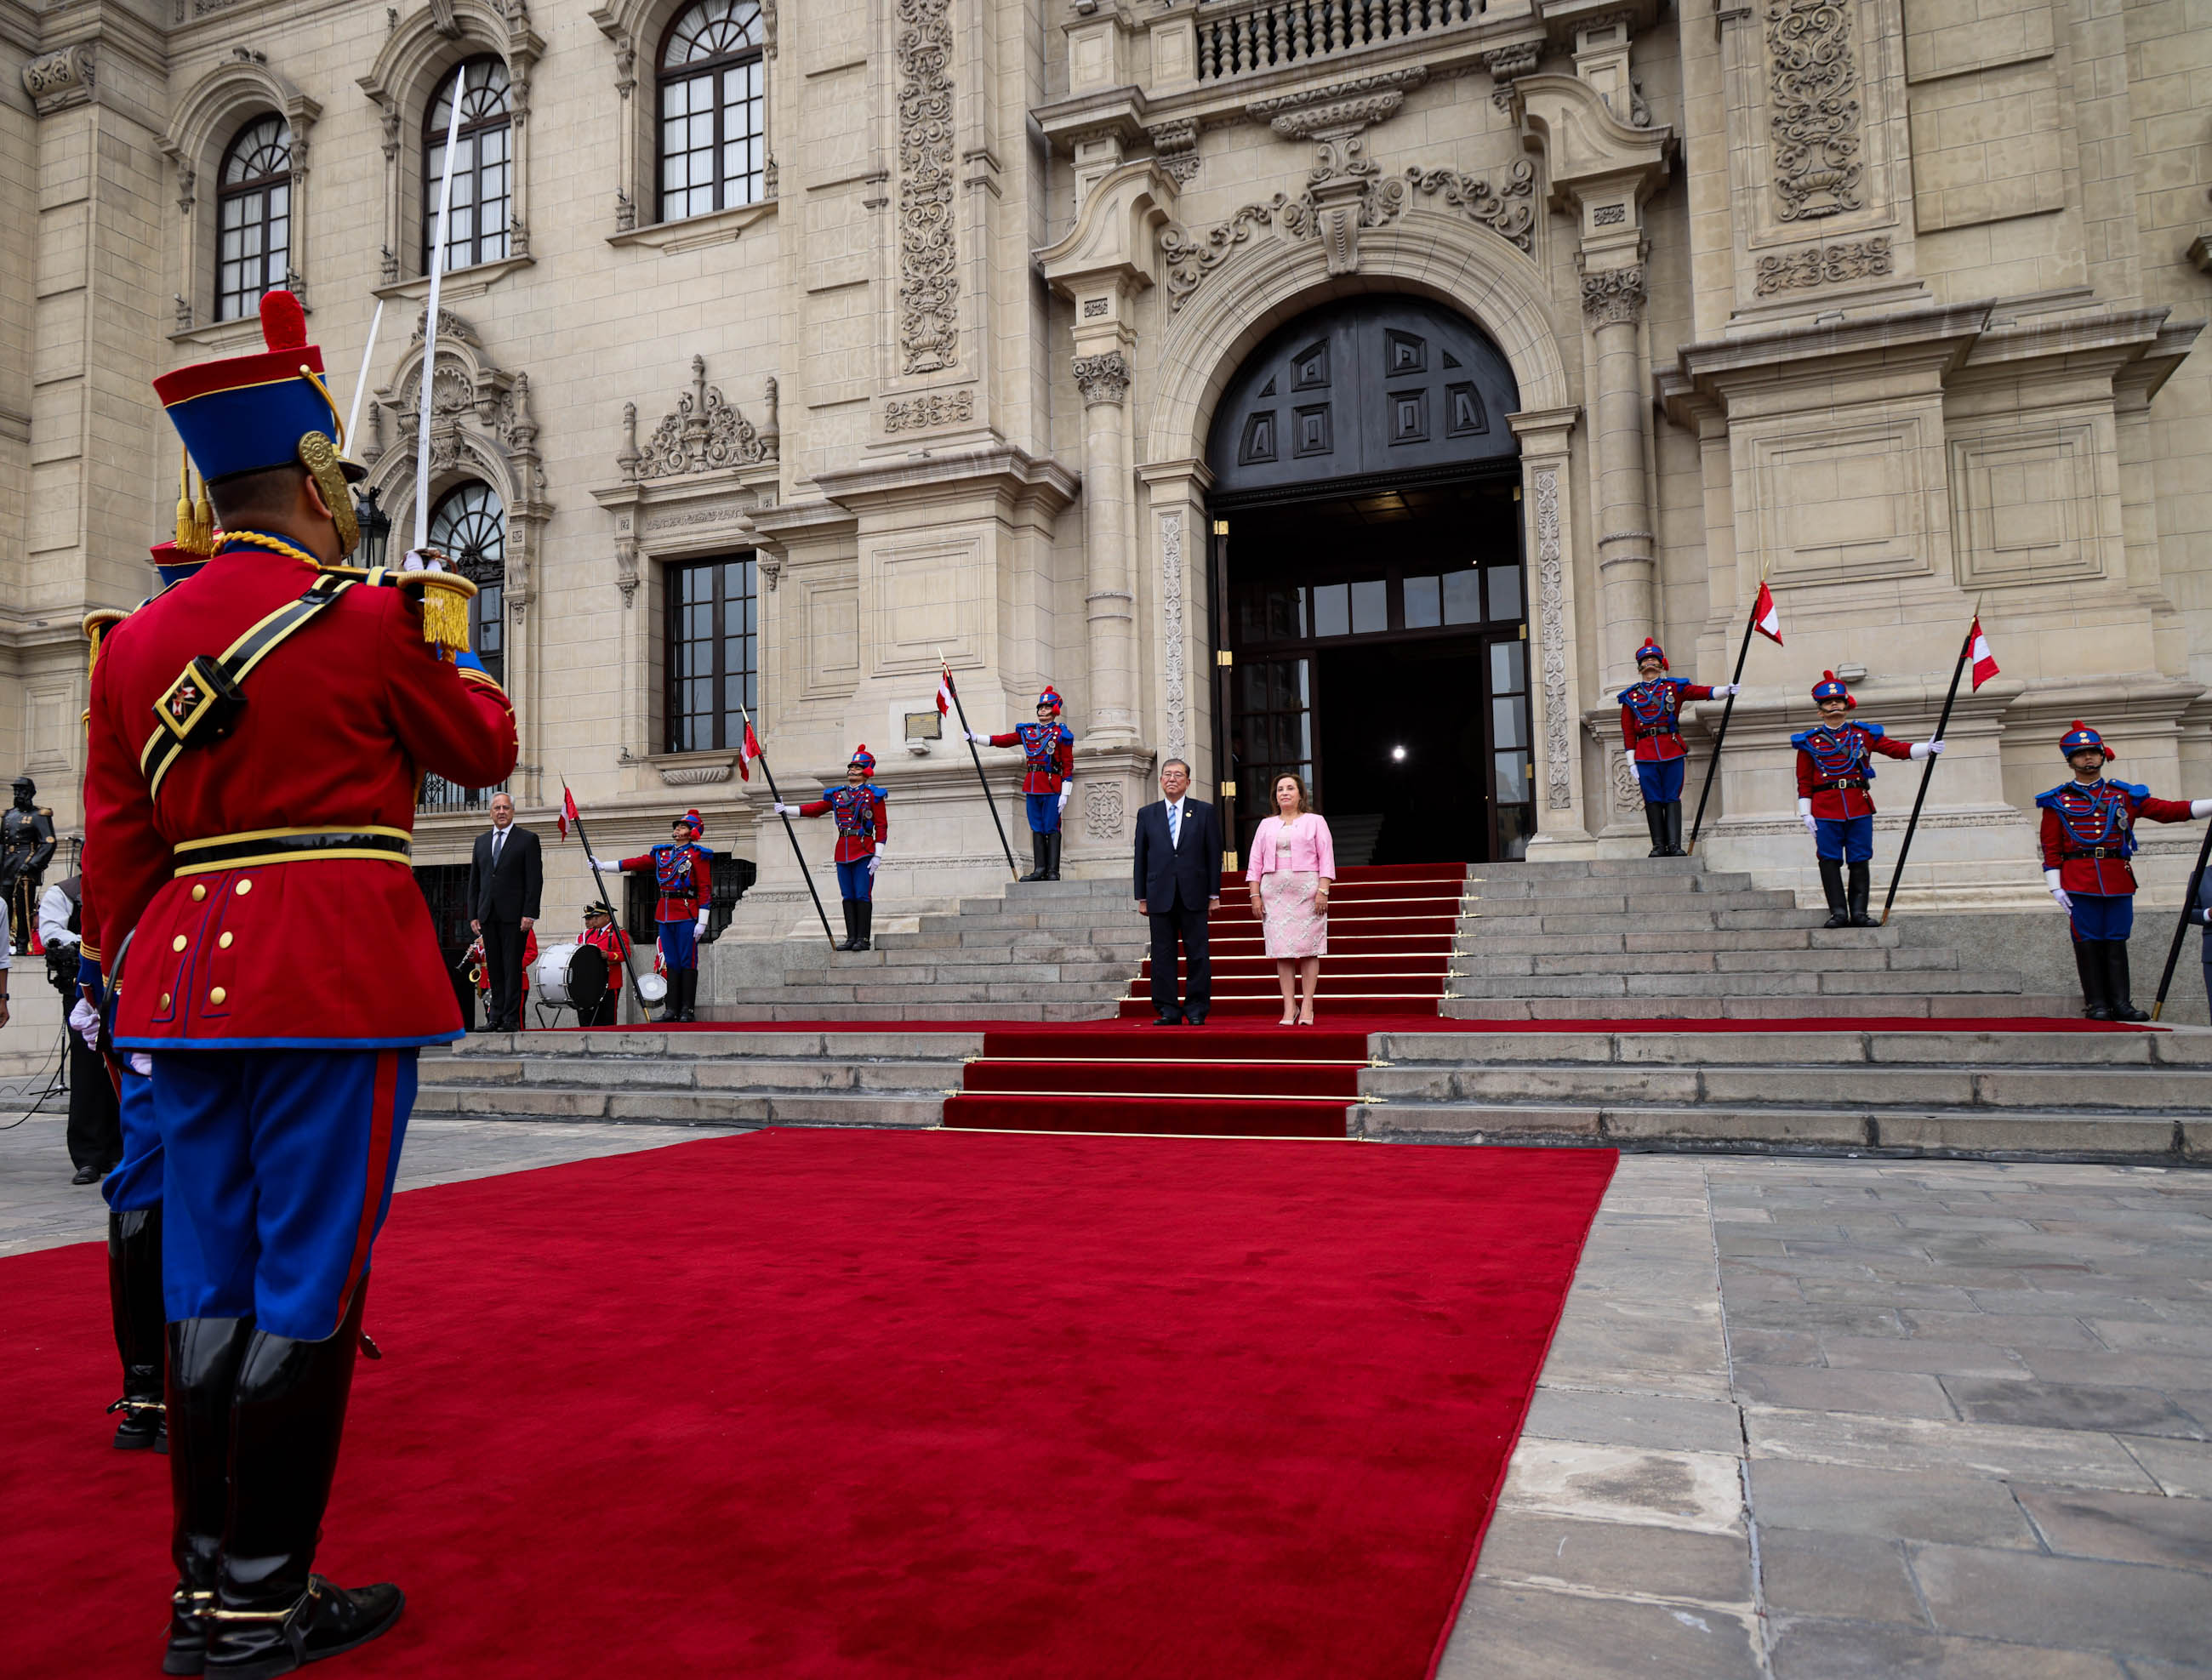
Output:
[156,655,246,749]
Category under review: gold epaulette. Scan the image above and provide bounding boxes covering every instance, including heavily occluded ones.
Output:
[321,564,476,660]
[83,607,131,685]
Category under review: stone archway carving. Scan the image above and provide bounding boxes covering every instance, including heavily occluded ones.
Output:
[162,59,323,330]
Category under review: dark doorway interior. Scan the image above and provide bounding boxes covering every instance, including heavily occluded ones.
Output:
[413,863,477,1031]
[1315,646,1490,867]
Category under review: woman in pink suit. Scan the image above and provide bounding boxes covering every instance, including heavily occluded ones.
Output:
[1246,773,1336,1025]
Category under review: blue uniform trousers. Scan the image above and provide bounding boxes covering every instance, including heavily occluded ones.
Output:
[658,914,698,972]
[835,857,875,901]
[100,1062,162,1214]
[157,1047,415,1341]
[1814,814,1874,863]
[1633,757,1685,805]
[2067,892,2135,942]
[1024,791,1063,835]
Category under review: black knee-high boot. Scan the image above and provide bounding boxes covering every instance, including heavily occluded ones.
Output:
[1023,832,1049,882]
[1643,802,1667,857]
[854,899,873,952]
[167,1316,252,1675]
[2073,937,2110,1020]
[1045,832,1063,880]
[2105,940,2150,1022]
[1662,802,1686,857]
[1817,858,1849,929]
[206,1284,402,1679]
[109,1205,167,1452]
[1847,861,1876,926]
[839,899,858,952]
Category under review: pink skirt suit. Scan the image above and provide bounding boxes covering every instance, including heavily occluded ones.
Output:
[1247,813,1336,959]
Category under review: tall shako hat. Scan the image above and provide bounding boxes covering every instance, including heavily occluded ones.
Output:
[2060,721,2113,760]
[848,744,875,773]
[1633,640,1668,670]
[673,808,704,836]
[1810,671,1855,708]
[1036,686,1064,714]
[151,289,365,554]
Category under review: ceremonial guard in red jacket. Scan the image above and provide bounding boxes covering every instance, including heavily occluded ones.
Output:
[2038,721,2212,1020]
[966,686,1075,880]
[778,746,889,951]
[80,291,517,1675]
[579,903,631,1026]
[1616,641,1735,857]
[1793,672,1942,927]
[595,811,713,1022]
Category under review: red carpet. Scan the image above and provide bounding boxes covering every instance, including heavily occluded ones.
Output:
[1,1130,1615,1680]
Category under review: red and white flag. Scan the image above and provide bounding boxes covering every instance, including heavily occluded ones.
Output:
[558,782,579,842]
[935,666,957,717]
[1968,617,2000,691]
[738,719,762,782]
[1752,579,1783,645]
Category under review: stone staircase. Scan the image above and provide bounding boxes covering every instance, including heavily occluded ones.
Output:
[705,878,1137,1022]
[417,1028,973,1128]
[1354,1025,2212,1162]
[1447,857,2074,1019]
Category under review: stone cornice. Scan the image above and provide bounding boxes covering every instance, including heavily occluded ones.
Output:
[810,444,1080,518]
[1671,300,1996,411]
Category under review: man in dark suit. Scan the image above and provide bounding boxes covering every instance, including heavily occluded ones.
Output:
[468,791,541,1031]
[1132,758,1223,1026]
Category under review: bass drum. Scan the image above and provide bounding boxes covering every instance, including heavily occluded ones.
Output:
[533,942,610,1014]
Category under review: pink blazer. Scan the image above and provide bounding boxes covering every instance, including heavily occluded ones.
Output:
[1246,813,1336,881]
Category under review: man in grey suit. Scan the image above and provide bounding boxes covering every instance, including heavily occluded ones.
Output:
[468,792,541,1032]
[1132,758,1224,1026]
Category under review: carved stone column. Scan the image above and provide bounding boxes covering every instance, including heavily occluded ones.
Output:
[1583,263,1656,690]
[1075,350,1138,744]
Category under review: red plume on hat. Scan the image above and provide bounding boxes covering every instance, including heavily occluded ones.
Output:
[675,808,704,836]
[1810,671,1856,708]
[2059,721,2112,760]
[259,288,308,351]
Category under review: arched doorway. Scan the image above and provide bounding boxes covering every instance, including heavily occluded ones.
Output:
[1206,294,1528,864]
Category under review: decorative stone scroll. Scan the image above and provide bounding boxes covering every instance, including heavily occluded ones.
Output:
[1147,117,1200,185]
[1580,263,1648,326]
[620,355,778,481]
[1159,510,1187,760]
[1754,234,1892,295]
[896,0,959,375]
[22,46,95,114]
[1072,351,1132,407]
[1534,467,1572,812]
[1766,0,1864,222]
[883,390,973,432]
[1084,783,1126,841]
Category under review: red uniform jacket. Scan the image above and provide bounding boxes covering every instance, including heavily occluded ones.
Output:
[799,784,887,863]
[614,841,713,921]
[989,722,1075,793]
[1616,680,1715,763]
[83,544,518,1049]
[2037,779,2194,897]
[581,923,632,965]
[1793,723,1913,820]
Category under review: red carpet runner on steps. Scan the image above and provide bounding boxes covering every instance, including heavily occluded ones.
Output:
[3,1129,1616,1680]
[947,862,1465,1138]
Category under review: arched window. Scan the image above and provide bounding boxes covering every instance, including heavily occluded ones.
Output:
[423,57,513,274]
[215,115,292,321]
[658,1,766,223]
[427,481,506,686]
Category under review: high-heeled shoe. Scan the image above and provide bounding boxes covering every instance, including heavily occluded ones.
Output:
[1277,1012,1297,1026]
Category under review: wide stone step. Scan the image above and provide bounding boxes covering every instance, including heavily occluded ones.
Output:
[1469,872,1755,898]
[413,1084,946,1128]
[1456,947,1951,977]
[1371,1028,2212,1068]
[448,1029,983,1061]
[1440,993,2080,1020]
[436,1055,968,1094]
[704,1001,1114,1022]
[1349,1100,2205,1163]
[1361,1060,2212,1112]
[1447,968,2032,999]
[1472,890,1802,920]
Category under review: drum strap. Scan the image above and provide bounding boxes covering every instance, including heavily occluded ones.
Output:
[139,576,356,803]
[170,825,413,878]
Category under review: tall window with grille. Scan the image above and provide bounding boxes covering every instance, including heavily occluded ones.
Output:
[215,116,292,322]
[419,482,509,812]
[658,1,767,223]
[423,57,512,274]
[666,555,757,754]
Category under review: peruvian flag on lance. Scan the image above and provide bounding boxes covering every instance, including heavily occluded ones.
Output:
[1752,579,1783,645]
[936,665,957,717]
[1969,617,2000,690]
[558,782,579,842]
[738,719,763,782]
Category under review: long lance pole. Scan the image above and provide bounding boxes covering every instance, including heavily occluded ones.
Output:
[736,703,841,951]
[344,297,385,455]
[940,658,1022,880]
[2149,817,2212,1021]
[1685,588,1764,855]
[1878,605,1977,925]
[562,797,652,1019]
[412,87,466,553]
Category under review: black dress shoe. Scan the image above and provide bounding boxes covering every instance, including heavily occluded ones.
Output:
[1184,1013,1207,1027]
[205,1578,404,1678]
[1151,1011,1183,1026]
[72,1164,102,1185]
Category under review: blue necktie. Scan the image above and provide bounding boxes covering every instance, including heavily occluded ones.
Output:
[1168,803,1181,847]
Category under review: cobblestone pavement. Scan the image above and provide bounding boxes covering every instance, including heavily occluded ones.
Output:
[1443,1154,2212,1679]
[8,1107,2204,1673]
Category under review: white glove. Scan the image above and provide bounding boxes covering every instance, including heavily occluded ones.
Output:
[1799,797,1817,837]
[1058,784,1072,813]
[1714,684,1741,698]
[696,909,709,934]
[1909,739,1942,760]
[2045,868,2072,912]
[868,851,882,877]
[772,802,791,817]
[966,730,986,745]
[587,857,613,874]
[129,1052,153,1077]
[2192,799,2212,819]
[68,997,100,1052]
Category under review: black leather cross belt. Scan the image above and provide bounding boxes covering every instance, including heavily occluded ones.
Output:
[171,826,413,878]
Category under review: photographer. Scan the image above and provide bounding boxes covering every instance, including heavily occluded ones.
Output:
[43,866,119,1184]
